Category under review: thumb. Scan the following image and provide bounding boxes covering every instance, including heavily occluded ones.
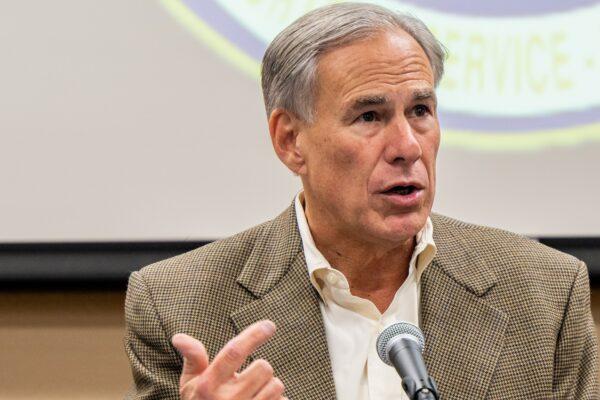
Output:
[172,333,210,385]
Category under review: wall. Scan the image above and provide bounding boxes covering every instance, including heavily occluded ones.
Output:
[0,292,130,400]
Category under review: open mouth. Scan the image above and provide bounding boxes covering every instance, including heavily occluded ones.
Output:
[384,185,418,195]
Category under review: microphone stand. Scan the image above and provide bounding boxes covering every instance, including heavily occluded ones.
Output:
[401,376,440,400]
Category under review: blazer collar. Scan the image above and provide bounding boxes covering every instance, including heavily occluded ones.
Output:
[236,204,303,298]
[430,213,498,296]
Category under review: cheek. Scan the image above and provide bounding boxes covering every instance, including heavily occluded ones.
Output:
[317,134,364,173]
[330,143,357,169]
[311,139,376,206]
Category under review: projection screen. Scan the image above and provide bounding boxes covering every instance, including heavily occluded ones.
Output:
[1,0,599,243]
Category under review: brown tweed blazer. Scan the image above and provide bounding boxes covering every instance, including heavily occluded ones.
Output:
[124,206,598,399]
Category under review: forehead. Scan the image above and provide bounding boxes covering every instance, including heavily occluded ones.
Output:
[315,29,434,104]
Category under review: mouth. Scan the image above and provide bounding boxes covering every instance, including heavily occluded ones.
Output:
[377,183,424,208]
[382,185,419,196]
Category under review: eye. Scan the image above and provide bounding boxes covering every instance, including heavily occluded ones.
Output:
[359,111,377,122]
[413,104,431,117]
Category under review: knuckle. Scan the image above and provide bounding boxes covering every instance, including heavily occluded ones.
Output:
[222,342,243,363]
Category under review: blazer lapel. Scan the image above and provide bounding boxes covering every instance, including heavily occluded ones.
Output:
[231,206,336,400]
[421,215,509,399]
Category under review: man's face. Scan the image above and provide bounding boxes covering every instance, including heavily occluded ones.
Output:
[297,29,440,246]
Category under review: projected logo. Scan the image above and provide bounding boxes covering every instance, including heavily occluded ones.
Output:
[160,0,600,151]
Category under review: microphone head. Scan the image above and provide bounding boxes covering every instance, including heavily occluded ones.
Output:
[376,321,425,366]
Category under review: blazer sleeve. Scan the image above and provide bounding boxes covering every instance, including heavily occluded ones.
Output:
[124,271,182,400]
[552,261,599,399]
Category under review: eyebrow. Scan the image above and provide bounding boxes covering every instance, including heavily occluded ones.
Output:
[349,89,436,110]
[338,95,385,121]
[350,95,389,111]
[341,95,389,120]
[412,88,437,106]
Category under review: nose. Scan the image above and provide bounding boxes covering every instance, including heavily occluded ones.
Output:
[383,115,422,165]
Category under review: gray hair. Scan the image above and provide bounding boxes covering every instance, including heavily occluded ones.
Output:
[261,2,446,122]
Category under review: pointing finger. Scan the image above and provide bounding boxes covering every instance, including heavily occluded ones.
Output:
[207,320,276,384]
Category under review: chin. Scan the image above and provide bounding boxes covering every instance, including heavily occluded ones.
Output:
[379,212,428,242]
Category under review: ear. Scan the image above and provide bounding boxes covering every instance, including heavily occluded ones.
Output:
[268,108,306,175]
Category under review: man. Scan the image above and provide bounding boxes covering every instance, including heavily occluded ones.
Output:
[124,3,598,399]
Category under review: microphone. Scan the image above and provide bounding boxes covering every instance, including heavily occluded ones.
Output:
[376,322,440,400]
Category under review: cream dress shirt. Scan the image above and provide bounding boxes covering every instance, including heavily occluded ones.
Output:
[294,194,437,400]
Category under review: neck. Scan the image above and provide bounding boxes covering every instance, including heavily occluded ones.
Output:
[302,195,416,311]
[317,235,415,292]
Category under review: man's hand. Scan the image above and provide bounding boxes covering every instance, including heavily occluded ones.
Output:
[171,320,287,400]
